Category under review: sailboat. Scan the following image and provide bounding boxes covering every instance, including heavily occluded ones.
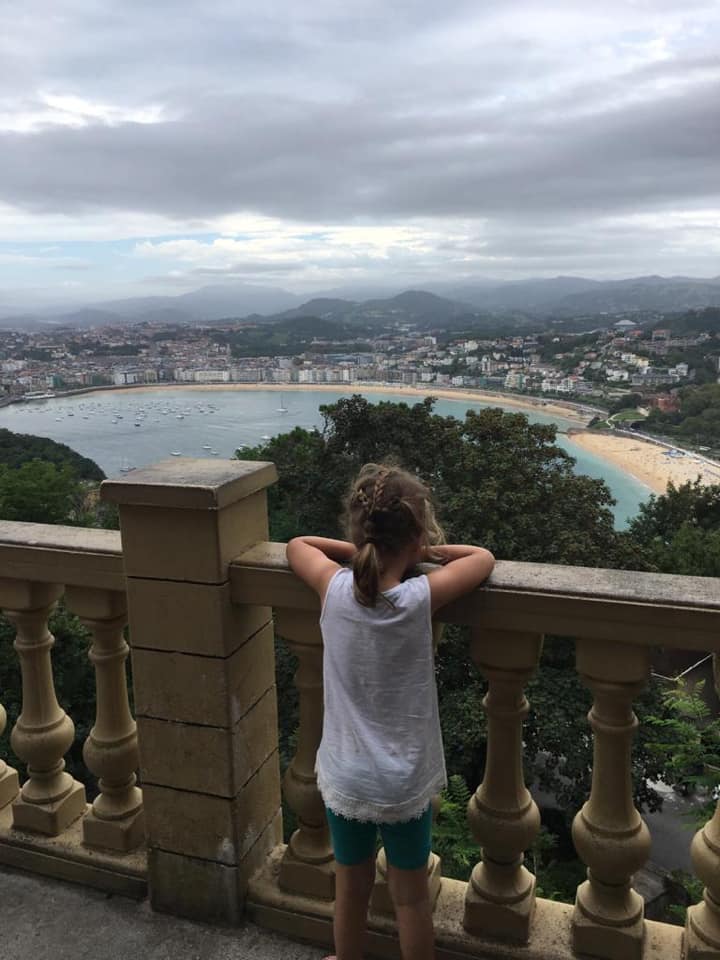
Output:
[277,393,288,413]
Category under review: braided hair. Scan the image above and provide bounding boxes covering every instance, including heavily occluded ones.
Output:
[344,463,444,606]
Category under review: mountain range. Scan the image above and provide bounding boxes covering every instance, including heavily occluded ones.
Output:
[2,275,720,331]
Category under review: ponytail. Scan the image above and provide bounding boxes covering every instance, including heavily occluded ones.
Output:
[352,541,381,607]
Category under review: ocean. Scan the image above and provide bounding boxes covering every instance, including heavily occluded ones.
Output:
[0,386,651,528]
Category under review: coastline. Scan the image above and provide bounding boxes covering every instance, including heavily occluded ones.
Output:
[14,380,720,497]
[567,430,720,495]
[63,381,592,425]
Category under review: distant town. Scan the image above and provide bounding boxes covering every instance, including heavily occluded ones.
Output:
[1,305,719,420]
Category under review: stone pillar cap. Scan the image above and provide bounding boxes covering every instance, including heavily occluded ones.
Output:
[101,458,277,510]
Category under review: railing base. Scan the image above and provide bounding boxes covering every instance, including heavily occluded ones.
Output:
[247,845,684,960]
[371,851,442,916]
[11,780,86,837]
[0,802,147,899]
[0,766,19,809]
[82,806,145,853]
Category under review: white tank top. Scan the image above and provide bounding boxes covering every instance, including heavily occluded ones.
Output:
[316,567,447,823]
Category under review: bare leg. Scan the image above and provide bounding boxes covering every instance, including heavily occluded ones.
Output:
[388,863,436,960]
[333,855,376,960]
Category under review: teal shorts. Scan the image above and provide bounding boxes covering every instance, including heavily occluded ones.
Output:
[325,804,432,870]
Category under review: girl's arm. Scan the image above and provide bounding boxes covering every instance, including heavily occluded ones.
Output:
[286,536,356,601]
[423,544,495,613]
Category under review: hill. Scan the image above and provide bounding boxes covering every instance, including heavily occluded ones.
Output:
[3,275,720,330]
[0,429,105,481]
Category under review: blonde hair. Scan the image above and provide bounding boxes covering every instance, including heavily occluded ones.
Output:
[344,463,444,607]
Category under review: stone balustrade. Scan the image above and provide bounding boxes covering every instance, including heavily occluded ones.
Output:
[0,458,718,960]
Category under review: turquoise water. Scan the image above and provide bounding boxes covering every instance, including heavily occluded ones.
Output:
[0,387,651,528]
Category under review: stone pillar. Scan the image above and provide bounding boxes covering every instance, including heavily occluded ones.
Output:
[571,639,651,960]
[0,579,86,835]
[463,629,542,943]
[102,459,281,923]
[274,608,335,899]
[0,701,20,810]
[684,653,720,959]
[64,586,143,852]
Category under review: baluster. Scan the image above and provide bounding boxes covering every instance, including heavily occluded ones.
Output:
[571,639,651,960]
[0,701,20,810]
[685,801,720,959]
[684,652,720,959]
[463,629,542,943]
[0,580,86,835]
[65,587,144,851]
[274,608,335,899]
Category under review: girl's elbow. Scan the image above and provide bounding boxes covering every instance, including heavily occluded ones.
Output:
[286,538,303,567]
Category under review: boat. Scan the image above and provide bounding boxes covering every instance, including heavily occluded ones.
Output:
[22,391,56,401]
[171,451,182,456]
[210,450,219,456]
[261,434,271,441]
[202,444,212,450]
[119,458,135,473]
[134,422,142,427]
[277,394,288,413]
[111,419,118,425]
[176,414,184,419]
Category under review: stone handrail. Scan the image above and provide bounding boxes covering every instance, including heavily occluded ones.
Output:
[0,521,124,590]
[1,460,720,960]
[230,541,720,648]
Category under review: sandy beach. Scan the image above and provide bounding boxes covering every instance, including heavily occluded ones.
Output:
[567,431,720,494]
[83,381,591,424]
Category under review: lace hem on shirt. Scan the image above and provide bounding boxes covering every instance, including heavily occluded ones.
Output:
[318,770,448,824]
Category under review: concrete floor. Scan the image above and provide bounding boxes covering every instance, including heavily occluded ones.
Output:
[2,866,325,960]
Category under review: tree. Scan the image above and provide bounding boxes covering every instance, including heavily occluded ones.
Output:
[242,394,642,568]
[0,460,85,525]
[628,481,720,576]
[0,428,104,480]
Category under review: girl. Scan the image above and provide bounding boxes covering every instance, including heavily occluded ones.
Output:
[286,463,495,960]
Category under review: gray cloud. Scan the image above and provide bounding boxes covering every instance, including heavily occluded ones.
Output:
[1,0,719,288]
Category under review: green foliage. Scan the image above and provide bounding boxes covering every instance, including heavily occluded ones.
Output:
[664,870,705,925]
[651,307,720,337]
[646,384,720,446]
[628,481,720,576]
[0,428,105,480]
[0,460,87,525]
[608,393,644,416]
[527,826,587,903]
[432,775,476,881]
[644,680,720,797]
[243,394,641,568]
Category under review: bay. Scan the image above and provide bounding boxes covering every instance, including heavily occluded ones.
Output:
[0,386,650,528]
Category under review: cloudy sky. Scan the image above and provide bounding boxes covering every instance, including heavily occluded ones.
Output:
[1,0,719,306]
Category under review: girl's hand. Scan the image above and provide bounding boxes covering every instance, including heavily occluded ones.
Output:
[420,545,450,565]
